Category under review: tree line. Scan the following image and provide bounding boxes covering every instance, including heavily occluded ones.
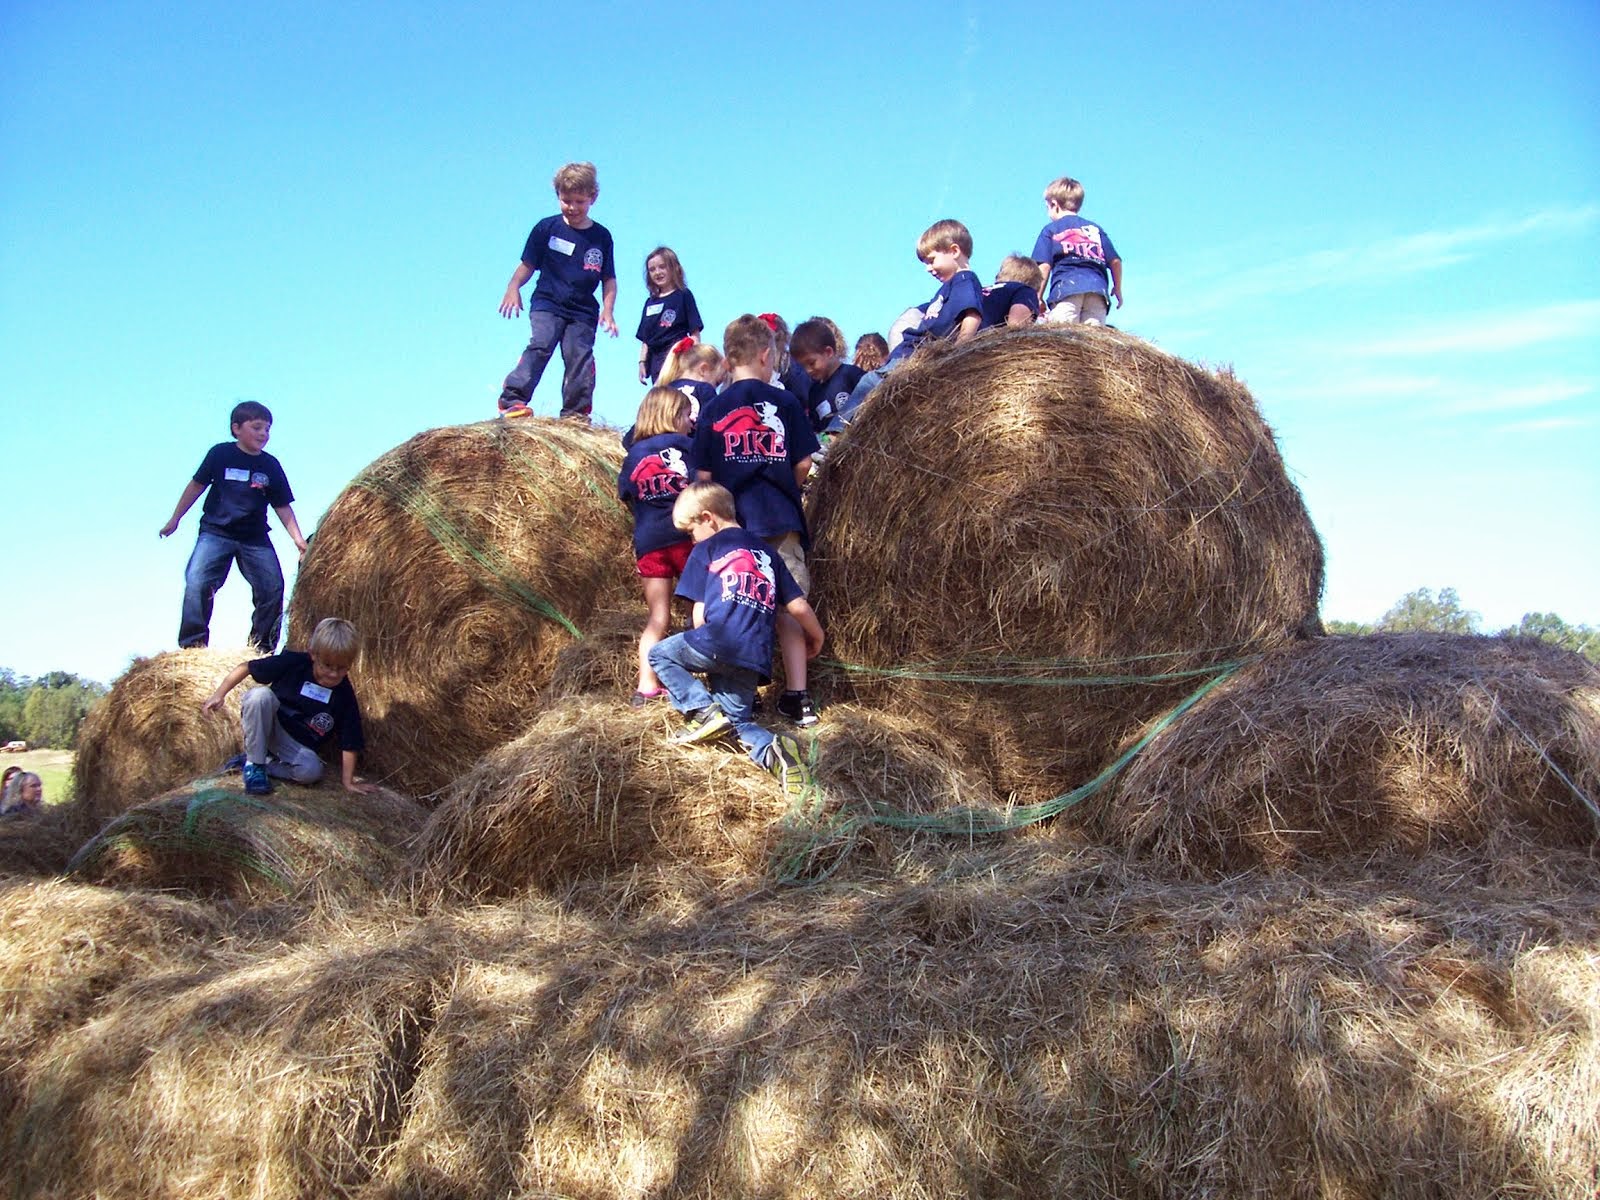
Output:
[1325,588,1599,663]
[0,669,108,749]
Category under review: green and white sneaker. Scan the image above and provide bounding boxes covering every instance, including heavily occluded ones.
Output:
[670,706,734,746]
[763,734,811,797]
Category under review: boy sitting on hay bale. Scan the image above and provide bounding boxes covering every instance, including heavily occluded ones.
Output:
[648,482,824,796]
[201,617,371,796]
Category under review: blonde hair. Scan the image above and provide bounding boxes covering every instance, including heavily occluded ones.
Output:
[917,219,972,261]
[996,254,1045,291]
[723,314,776,369]
[643,246,686,295]
[853,333,888,371]
[659,340,724,386]
[1044,176,1084,213]
[552,161,599,196]
[672,480,737,530]
[634,386,691,440]
[308,617,361,668]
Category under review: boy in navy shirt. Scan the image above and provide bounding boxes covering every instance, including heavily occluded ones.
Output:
[1032,176,1122,325]
[692,314,822,726]
[789,318,863,435]
[981,255,1043,329]
[830,219,985,431]
[648,482,824,795]
[160,400,308,653]
[202,617,370,797]
[497,161,618,420]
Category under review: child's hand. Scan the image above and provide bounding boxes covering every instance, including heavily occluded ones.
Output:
[804,627,826,659]
[599,313,619,337]
[344,778,375,795]
[200,693,224,715]
[158,518,178,538]
[638,361,649,384]
[499,288,523,319]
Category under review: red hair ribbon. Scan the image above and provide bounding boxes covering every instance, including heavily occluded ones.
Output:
[672,336,697,354]
[757,313,780,332]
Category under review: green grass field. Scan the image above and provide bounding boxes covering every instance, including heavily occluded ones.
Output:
[3,748,75,805]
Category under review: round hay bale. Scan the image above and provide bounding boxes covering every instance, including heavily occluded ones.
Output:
[807,325,1324,803]
[0,799,98,879]
[286,418,637,797]
[1103,632,1600,873]
[67,778,427,903]
[72,646,251,823]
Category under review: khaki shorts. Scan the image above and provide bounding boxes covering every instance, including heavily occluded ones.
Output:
[1045,293,1110,325]
[766,531,810,594]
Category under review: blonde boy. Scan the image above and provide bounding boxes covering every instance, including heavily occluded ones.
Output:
[497,161,619,419]
[1031,176,1123,324]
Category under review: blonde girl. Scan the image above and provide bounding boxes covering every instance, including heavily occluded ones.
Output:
[657,337,725,429]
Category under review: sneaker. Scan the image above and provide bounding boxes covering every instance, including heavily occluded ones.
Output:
[670,707,734,746]
[776,691,819,727]
[220,753,246,774]
[241,762,274,795]
[629,689,665,708]
[763,735,812,797]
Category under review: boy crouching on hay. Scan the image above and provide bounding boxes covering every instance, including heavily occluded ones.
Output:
[201,617,372,796]
[649,482,824,796]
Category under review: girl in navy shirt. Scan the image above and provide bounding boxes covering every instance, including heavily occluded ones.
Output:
[657,337,725,430]
[618,386,696,705]
[635,247,703,384]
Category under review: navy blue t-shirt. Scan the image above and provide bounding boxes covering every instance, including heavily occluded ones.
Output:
[806,363,864,433]
[980,281,1041,329]
[777,360,811,411]
[193,442,294,545]
[676,526,803,679]
[1031,215,1118,303]
[520,215,616,319]
[634,288,703,354]
[888,270,985,366]
[690,379,820,544]
[618,432,695,556]
[247,651,364,754]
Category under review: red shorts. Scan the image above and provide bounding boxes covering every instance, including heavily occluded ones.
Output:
[636,539,693,579]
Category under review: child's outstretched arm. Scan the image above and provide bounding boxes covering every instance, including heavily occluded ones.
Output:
[1110,257,1124,309]
[784,597,825,659]
[201,663,253,714]
[599,277,619,336]
[273,503,310,558]
[499,263,534,318]
[341,749,373,794]
[159,480,206,538]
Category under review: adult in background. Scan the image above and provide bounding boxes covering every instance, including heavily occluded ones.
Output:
[0,771,43,817]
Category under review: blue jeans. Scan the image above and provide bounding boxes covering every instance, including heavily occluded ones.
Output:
[501,309,597,418]
[648,633,774,764]
[179,531,284,652]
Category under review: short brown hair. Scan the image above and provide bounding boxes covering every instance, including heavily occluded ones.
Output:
[1043,176,1084,212]
[672,481,737,530]
[723,314,775,369]
[308,617,361,668]
[789,319,839,359]
[634,385,691,439]
[553,161,598,196]
[916,219,972,261]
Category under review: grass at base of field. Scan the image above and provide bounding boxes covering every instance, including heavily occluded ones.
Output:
[2,749,75,805]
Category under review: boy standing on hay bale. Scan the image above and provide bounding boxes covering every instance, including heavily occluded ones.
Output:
[649,482,823,795]
[1031,175,1122,324]
[830,219,985,431]
[693,314,823,726]
[496,161,618,420]
[201,617,371,797]
[159,400,307,654]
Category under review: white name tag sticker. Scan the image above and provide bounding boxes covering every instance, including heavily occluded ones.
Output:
[224,467,252,482]
[548,236,576,256]
[299,681,332,703]
[645,302,664,316]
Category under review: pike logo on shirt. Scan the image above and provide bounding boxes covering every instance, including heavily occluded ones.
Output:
[711,403,787,461]
[1051,224,1107,265]
[627,447,689,500]
[709,546,777,610]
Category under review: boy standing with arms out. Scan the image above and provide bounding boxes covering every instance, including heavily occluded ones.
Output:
[202,617,371,796]
[1032,176,1122,324]
[160,400,307,653]
[649,482,824,794]
[497,161,618,420]
[692,315,822,726]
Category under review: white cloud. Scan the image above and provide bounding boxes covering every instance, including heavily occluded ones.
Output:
[1491,415,1598,435]
[1354,299,1600,357]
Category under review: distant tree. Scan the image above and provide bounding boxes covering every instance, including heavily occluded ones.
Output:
[1376,587,1480,635]
[1322,618,1374,636]
[1498,612,1600,664]
[7,669,107,749]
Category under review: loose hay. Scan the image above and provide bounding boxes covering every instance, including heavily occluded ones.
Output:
[286,417,638,797]
[72,646,252,823]
[0,798,98,879]
[67,777,428,903]
[1103,632,1600,874]
[807,325,1325,804]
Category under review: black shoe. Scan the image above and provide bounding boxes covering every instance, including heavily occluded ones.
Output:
[776,691,819,727]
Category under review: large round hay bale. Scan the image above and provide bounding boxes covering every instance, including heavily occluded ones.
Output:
[0,799,98,878]
[807,326,1324,803]
[68,778,427,903]
[72,646,250,823]
[286,418,637,796]
[1103,633,1600,873]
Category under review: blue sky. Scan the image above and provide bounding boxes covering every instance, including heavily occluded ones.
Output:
[2,0,1596,685]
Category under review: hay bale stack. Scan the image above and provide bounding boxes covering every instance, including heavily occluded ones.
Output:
[72,646,250,823]
[286,418,637,796]
[1103,632,1600,874]
[808,325,1324,802]
[68,778,427,903]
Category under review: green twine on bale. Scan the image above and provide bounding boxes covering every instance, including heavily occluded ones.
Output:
[770,660,1248,885]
